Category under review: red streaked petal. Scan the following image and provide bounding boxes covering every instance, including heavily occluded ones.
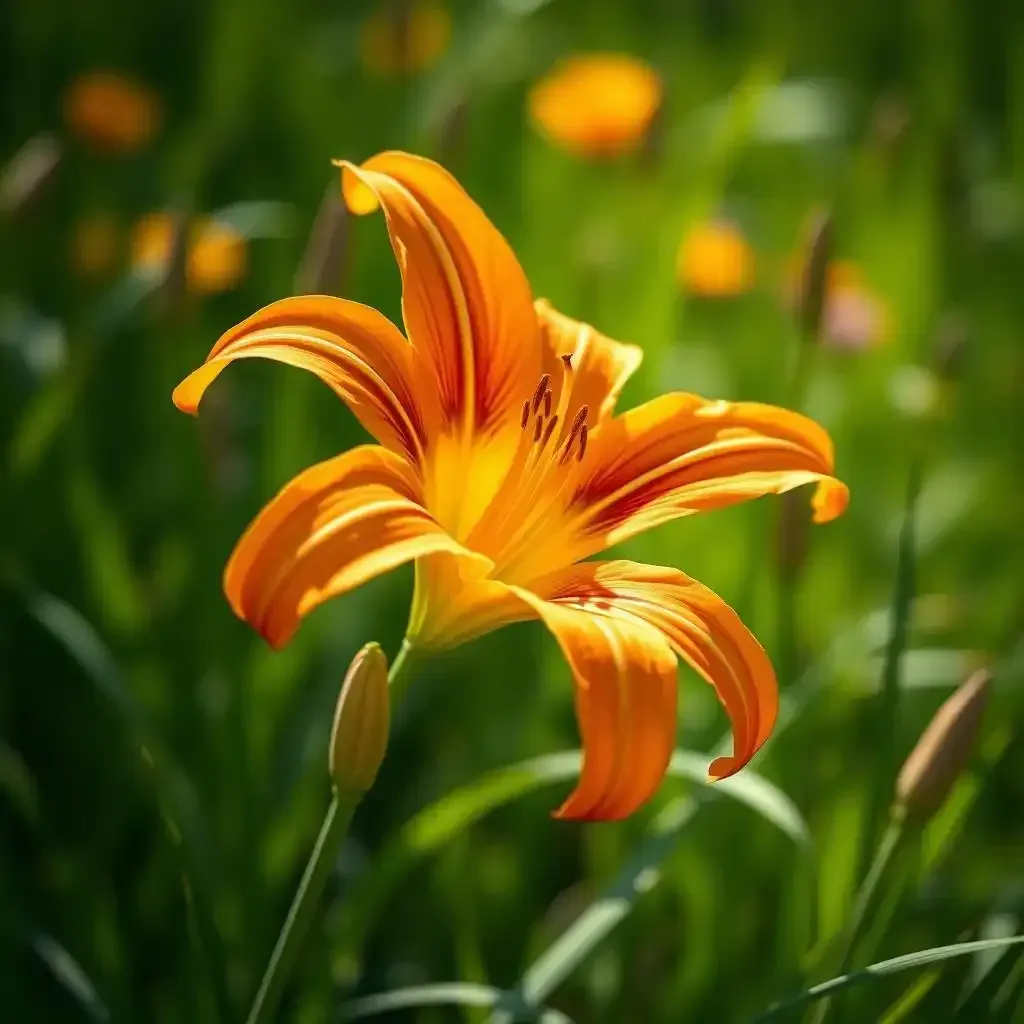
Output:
[225,445,489,648]
[512,584,678,821]
[574,392,848,549]
[531,560,777,781]
[338,151,541,436]
[173,295,433,461]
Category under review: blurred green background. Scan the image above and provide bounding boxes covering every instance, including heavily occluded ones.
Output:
[2,0,1023,1021]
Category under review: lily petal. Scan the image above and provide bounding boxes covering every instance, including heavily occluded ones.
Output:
[536,299,644,429]
[338,151,541,438]
[574,392,849,549]
[512,582,678,821]
[173,296,430,462]
[225,444,489,648]
[532,560,777,781]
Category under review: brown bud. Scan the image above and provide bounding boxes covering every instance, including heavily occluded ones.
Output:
[0,134,61,217]
[798,208,834,342]
[896,667,991,821]
[295,180,349,295]
[329,643,390,796]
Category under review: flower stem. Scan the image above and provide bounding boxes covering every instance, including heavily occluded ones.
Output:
[808,810,908,1024]
[244,645,419,1024]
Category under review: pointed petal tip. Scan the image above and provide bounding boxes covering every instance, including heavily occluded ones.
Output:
[334,158,382,216]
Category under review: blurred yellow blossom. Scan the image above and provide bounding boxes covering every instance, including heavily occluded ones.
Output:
[63,72,161,154]
[70,213,120,277]
[529,55,662,159]
[676,220,755,298]
[131,213,246,294]
[360,1,451,77]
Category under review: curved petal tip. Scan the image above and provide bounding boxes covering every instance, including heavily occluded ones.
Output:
[812,478,849,524]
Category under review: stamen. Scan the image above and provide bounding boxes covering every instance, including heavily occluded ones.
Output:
[520,401,530,430]
[541,414,559,447]
[577,424,588,462]
[543,390,552,418]
[533,414,543,442]
[558,404,590,464]
[567,405,588,442]
[531,374,550,414]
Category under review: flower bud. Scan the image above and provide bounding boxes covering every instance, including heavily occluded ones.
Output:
[896,667,991,822]
[329,643,390,797]
[798,208,834,342]
[295,180,349,295]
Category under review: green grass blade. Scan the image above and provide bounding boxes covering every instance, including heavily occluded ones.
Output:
[953,939,1024,1021]
[877,969,942,1024]
[338,748,807,977]
[31,931,110,1022]
[341,982,575,1023]
[860,460,922,882]
[749,936,1024,1021]
[23,589,231,1022]
[504,797,699,1018]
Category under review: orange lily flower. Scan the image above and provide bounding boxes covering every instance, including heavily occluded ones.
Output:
[174,152,848,821]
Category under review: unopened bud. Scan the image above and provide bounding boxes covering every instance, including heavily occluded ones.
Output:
[0,134,61,217]
[295,180,349,295]
[896,667,991,822]
[329,643,390,796]
[798,208,834,342]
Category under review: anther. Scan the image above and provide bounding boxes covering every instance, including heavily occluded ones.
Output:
[541,414,559,447]
[520,401,530,430]
[531,374,550,414]
[567,405,588,443]
[533,414,543,442]
[577,424,588,462]
[543,390,552,418]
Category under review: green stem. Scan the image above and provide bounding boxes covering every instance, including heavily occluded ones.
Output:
[775,336,818,688]
[860,461,921,880]
[808,812,908,1024]
[244,645,420,1024]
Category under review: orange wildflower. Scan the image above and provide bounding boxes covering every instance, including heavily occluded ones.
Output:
[529,55,662,159]
[360,1,451,77]
[131,213,247,294]
[677,220,755,298]
[174,152,848,820]
[63,72,161,154]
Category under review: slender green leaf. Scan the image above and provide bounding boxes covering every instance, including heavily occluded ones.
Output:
[339,747,806,975]
[31,932,109,1022]
[877,969,942,1024]
[341,982,575,1022]
[860,461,921,884]
[750,936,1024,1021]
[22,589,230,1022]
[496,797,700,1021]
[954,934,1024,1020]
